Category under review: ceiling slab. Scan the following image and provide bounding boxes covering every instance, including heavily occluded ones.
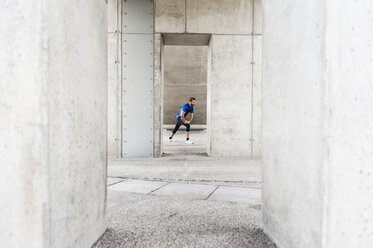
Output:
[163,33,211,46]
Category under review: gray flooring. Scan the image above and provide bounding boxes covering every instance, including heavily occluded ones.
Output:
[163,128,208,155]
[93,191,275,248]
[108,178,261,205]
[96,137,271,247]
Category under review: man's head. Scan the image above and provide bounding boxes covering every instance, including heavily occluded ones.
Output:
[189,97,196,106]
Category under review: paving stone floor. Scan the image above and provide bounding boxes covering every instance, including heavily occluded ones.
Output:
[108,178,261,205]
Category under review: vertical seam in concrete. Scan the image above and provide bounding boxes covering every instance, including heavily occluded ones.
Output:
[250,0,255,156]
[117,0,123,158]
[184,0,187,33]
[152,0,156,157]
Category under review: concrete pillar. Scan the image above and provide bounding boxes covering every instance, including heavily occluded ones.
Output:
[0,1,107,247]
[262,0,373,247]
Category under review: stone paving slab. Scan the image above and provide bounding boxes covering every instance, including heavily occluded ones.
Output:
[151,182,218,200]
[208,186,261,205]
[109,179,169,194]
[107,177,124,186]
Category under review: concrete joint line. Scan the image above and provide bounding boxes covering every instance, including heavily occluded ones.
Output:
[108,178,125,187]
[205,185,220,200]
[147,182,171,195]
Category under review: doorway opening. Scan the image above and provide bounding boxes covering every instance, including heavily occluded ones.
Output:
[160,33,212,157]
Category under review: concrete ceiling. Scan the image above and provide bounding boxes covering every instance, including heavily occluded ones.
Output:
[162,33,211,46]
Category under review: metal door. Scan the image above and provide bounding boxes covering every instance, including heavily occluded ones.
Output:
[122,0,154,157]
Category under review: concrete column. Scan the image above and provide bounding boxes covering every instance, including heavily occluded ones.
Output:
[262,0,373,247]
[108,0,122,158]
[0,1,107,247]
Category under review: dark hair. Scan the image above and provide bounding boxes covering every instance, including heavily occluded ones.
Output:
[189,97,196,102]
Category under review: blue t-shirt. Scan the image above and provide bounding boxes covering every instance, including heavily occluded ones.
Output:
[176,103,194,120]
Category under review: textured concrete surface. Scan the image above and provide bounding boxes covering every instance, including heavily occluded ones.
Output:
[107,0,122,158]
[210,35,252,156]
[325,1,373,247]
[155,0,185,33]
[262,1,327,247]
[163,33,211,46]
[93,191,275,248]
[109,156,261,187]
[108,179,261,205]
[107,178,124,186]
[0,1,107,247]
[46,1,108,247]
[252,35,262,156]
[208,186,261,205]
[163,46,208,125]
[153,33,163,157]
[0,1,47,247]
[163,128,207,155]
[186,0,253,34]
[110,180,169,194]
[150,182,217,200]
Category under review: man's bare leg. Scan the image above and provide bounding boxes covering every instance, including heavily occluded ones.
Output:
[186,132,189,139]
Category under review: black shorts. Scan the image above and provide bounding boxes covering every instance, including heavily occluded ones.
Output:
[172,119,190,133]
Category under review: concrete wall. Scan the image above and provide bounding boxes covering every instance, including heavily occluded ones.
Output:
[326,1,373,247]
[154,0,262,157]
[108,0,262,157]
[0,1,48,247]
[47,1,107,247]
[262,0,373,247]
[0,1,107,247]
[163,45,207,125]
[262,1,327,247]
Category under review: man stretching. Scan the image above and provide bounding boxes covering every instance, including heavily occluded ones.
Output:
[169,97,196,144]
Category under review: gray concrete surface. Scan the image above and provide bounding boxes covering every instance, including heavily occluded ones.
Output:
[0,1,107,247]
[262,1,373,248]
[150,182,218,200]
[262,2,327,247]
[93,191,275,248]
[209,186,261,205]
[163,45,208,125]
[108,179,261,205]
[108,157,261,187]
[110,180,169,194]
[108,178,124,186]
[163,128,207,155]
[210,35,252,157]
[163,33,211,46]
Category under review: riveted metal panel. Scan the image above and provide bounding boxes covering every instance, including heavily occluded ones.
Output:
[122,0,154,157]
[122,0,154,34]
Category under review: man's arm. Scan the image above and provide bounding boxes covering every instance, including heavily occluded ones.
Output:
[181,111,188,124]
[189,113,194,123]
